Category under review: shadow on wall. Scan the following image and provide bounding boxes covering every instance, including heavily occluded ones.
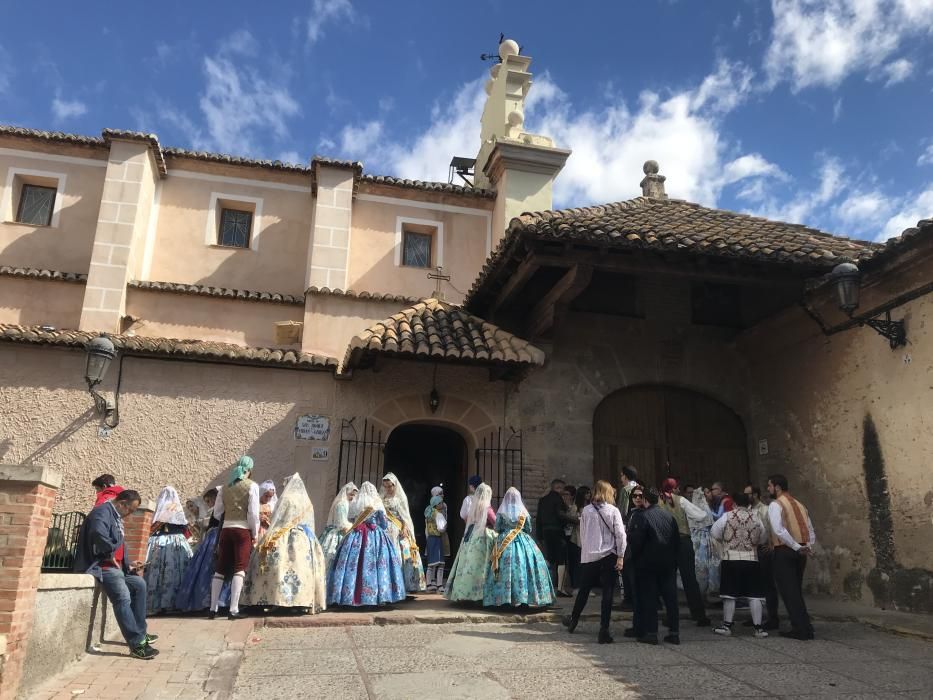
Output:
[0,198,91,271]
[20,407,96,466]
[862,413,933,613]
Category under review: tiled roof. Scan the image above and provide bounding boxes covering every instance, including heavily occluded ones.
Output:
[306,286,422,305]
[129,280,304,305]
[311,156,362,173]
[343,298,545,371]
[466,196,884,307]
[0,266,87,284]
[0,125,105,147]
[0,324,337,370]
[102,129,167,175]
[865,218,933,267]
[166,148,312,174]
[359,174,495,199]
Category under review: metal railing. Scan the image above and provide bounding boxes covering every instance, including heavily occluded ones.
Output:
[42,511,86,571]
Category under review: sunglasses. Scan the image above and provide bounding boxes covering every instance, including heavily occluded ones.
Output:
[632,493,645,499]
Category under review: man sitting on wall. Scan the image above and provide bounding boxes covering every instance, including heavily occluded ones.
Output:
[91,473,124,507]
[74,489,159,660]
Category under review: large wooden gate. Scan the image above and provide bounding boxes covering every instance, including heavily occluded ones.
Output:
[593,386,748,491]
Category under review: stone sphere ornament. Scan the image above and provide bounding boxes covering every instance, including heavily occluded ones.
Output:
[643,160,660,175]
[499,39,520,60]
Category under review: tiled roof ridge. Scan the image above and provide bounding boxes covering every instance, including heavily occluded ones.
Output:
[343,296,545,371]
[516,196,879,247]
[1,124,488,197]
[0,324,337,370]
[306,286,423,305]
[0,266,88,283]
[129,280,304,305]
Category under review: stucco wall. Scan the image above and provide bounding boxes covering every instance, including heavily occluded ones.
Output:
[348,198,490,304]
[738,254,933,612]
[145,165,313,296]
[302,294,411,361]
[19,573,117,700]
[0,142,107,273]
[0,277,84,329]
[126,289,305,347]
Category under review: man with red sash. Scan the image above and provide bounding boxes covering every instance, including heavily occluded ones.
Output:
[767,474,816,640]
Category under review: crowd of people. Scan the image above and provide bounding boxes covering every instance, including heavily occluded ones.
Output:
[72,463,816,660]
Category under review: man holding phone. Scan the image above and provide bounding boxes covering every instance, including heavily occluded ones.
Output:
[74,489,159,660]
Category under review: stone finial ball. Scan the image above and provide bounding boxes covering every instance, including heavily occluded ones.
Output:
[499,39,520,60]
[507,110,524,127]
[643,160,660,175]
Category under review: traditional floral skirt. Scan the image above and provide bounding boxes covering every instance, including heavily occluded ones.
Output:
[691,526,721,594]
[483,531,554,608]
[319,524,345,577]
[144,532,192,613]
[444,526,494,602]
[328,513,406,607]
[244,526,327,611]
[174,527,230,611]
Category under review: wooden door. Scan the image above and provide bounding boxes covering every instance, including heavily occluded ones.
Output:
[593,386,748,491]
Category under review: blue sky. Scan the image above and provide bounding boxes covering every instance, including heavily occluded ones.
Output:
[1,0,931,241]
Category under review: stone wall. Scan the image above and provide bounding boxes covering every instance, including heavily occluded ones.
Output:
[18,573,117,700]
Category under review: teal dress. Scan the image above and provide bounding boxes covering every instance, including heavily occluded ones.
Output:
[444,524,495,602]
[482,513,554,608]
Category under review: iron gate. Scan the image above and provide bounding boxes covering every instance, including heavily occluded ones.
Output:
[336,418,386,492]
[42,511,85,571]
[474,427,523,507]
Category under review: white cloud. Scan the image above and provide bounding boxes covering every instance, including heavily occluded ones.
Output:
[51,95,87,122]
[917,140,933,166]
[880,57,915,85]
[326,60,784,210]
[764,0,933,90]
[833,97,843,122]
[879,186,933,240]
[307,0,355,44]
[833,190,892,227]
[753,155,845,224]
[277,150,302,164]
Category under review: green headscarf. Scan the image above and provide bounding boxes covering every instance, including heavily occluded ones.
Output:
[424,494,443,518]
[228,455,254,486]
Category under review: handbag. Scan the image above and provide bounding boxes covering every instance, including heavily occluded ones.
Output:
[434,509,447,533]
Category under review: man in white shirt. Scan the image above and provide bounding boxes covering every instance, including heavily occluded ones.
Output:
[459,475,483,522]
[745,483,779,629]
[767,474,816,640]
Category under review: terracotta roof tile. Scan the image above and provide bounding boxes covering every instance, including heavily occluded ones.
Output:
[343,298,544,371]
[0,324,337,370]
[306,286,422,305]
[466,196,887,308]
[129,280,303,305]
[0,266,87,284]
[166,148,312,174]
[359,174,495,199]
[0,125,105,147]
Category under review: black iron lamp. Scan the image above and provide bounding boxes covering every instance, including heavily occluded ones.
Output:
[830,262,907,349]
[85,334,120,426]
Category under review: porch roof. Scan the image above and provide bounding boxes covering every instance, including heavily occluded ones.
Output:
[342,298,545,372]
[0,324,338,370]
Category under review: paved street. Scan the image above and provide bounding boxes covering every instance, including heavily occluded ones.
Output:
[234,619,933,700]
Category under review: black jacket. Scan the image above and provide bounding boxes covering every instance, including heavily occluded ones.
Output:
[535,490,568,537]
[628,505,679,570]
[73,501,129,579]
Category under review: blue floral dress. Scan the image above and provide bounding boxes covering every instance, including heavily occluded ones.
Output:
[482,514,554,608]
[144,523,193,613]
[328,509,406,606]
[385,506,426,592]
[319,501,349,577]
[174,525,230,611]
[444,523,495,602]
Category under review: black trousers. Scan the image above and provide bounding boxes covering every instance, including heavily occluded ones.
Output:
[621,554,635,604]
[758,545,779,621]
[634,565,679,638]
[772,546,813,634]
[677,534,708,621]
[570,554,617,630]
[541,530,565,588]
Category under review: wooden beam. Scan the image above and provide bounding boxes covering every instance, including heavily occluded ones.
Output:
[530,250,807,288]
[489,255,540,316]
[527,264,593,338]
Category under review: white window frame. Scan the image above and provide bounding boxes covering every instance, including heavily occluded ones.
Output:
[394,216,444,268]
[1,167,68,228]
[205,192,264,251]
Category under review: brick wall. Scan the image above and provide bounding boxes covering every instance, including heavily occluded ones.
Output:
[0,468,60,700]
[122,505,153,568]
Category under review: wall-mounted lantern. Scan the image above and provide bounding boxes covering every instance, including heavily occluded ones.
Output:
[830,262,907,349]
[85,334,120,427]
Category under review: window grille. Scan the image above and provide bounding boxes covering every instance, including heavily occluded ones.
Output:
[218,208,252,248]
[402,230,432,268]
[16,184,56,226]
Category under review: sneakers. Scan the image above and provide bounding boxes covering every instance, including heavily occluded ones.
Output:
[713,622,734,636]
[144,633,159,644]
[753,626,769,638]
[130,643,158,660]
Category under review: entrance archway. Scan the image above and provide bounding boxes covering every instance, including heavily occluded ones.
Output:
[383,423,469,555]
[593,386,749,492]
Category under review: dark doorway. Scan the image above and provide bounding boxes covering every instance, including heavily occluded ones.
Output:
[383,423,469,557]
[593,386,749,492]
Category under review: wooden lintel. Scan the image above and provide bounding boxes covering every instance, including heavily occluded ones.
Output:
[490,255,540,316]
[530,250,803,287]
[527,264,594,339]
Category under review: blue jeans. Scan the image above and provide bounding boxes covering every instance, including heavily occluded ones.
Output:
[100,568,148,648]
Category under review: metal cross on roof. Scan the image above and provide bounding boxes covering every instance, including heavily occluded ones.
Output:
[427,266,451,300]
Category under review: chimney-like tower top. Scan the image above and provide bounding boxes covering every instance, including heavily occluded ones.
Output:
[640,160,667,198]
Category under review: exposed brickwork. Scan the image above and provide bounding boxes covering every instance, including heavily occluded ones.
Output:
[122,506,153,568]
[0,481,57,700]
